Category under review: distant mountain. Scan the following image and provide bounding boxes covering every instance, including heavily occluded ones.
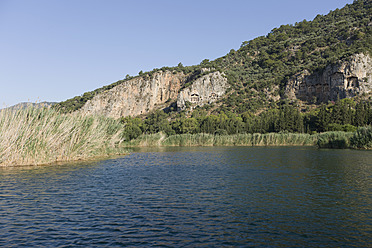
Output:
[55,0,371,117]
[4,102,57,110]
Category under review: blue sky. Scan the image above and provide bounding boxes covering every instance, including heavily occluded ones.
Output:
[0,0,352,107]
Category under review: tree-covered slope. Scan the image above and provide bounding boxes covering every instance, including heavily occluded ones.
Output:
[55,0,371,114]
[208,0,371,113]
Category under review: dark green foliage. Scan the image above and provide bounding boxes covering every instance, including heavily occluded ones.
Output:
[144,110,175,136]
[303,98,371,132]
[122,123,142,141]
[119,98,371,148]
[275,103,304,132]
[315,104,330,132]
[214,129,228,136]
[120,116,144,140]
[326,123,357,132]
[317,132,353,149]
[316,125,372,149]
[354,101,371,126]
[350,126,372,149]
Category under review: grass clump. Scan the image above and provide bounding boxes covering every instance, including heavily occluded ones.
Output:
[0,107,125,166]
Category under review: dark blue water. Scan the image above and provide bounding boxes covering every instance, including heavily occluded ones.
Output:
[0,147,371,247]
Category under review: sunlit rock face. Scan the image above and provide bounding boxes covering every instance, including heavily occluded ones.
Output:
[80,70,230,118]
[80,71,186,118]
[177,71,229,110]
[285,53,372,103]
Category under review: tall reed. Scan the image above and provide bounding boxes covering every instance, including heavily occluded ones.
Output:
[126,132,319,147]
[162,133,215,146]
[127,128,372,149]
[123,132,167,147]
[0,107,125,166]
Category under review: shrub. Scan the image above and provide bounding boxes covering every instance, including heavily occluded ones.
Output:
[350,126,372,149]
[317,131,353,149]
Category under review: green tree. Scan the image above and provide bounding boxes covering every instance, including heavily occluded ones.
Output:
[180,118,198,134]
[316,104,330,132]
[144,110,174,135]
[354,102,368,126]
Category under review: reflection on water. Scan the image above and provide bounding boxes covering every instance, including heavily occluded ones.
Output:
[0,147,371,247]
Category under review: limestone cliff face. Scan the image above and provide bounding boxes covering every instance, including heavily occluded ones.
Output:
[80,71,186,118]
[177,72,229,110]
[285,53,372,103]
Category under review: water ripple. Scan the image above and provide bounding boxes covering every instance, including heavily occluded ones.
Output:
[0,147,371,247]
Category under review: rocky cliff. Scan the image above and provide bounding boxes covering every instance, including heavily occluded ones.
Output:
[285,53,372,103]
[80,70,230,118]
[80,71,186,118]
[177,71,229,110]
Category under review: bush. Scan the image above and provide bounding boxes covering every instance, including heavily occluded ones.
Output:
[327,123,357,132]
[214,129,228,135]
[317,131,353,149]
[122,123,142,141]
[350,126,372,149]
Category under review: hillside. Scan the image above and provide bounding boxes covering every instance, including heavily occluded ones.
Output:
[211,0,371,113]
[54,0,371,116]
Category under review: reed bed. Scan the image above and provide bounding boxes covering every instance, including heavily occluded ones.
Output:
[2,105,370,166]
[130,130,372,149]
[123,132,167,147]
[162,133,215,146]
[213,133,318,146]
[127,132,319,147]
[0,107,125,166]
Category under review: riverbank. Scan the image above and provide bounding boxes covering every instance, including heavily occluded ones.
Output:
[123,128,372,150]
[1,106,371,166]
[124,132,319,147]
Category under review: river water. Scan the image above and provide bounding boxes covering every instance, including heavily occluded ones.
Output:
[0,147,371,247]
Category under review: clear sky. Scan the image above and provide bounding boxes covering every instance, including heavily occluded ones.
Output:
[0,0,353,107]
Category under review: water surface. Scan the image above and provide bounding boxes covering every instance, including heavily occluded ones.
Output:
[0,147,371,247]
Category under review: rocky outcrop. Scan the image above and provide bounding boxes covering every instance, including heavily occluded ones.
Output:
[80,71,186,118]
[177,71,229,110]
[285,53,372,103]
[80,70,230,118]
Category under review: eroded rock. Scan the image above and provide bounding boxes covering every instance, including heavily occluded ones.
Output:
[80,71,186,118]
[285,53,372,103]
[177,71,229,110]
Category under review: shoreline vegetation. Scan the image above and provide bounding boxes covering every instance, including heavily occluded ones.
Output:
[123,129,371,150]
[0,107,371,167]
[0,107,126,167]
